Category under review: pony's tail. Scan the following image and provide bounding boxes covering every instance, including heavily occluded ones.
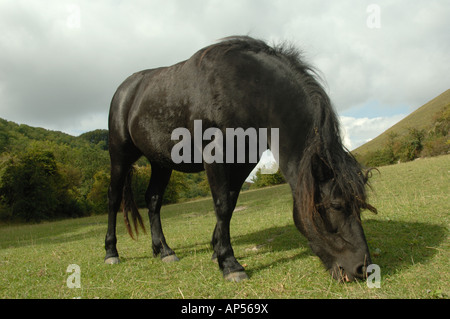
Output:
[122,168,146,240]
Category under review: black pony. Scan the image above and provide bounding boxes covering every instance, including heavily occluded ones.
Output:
[105,36,377,282]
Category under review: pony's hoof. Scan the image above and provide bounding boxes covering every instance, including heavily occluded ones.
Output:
[161,254,180,263]
[105,257,120,264]
[224,271,248,282]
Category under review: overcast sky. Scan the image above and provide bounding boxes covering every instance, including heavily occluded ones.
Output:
[1,0,449,150]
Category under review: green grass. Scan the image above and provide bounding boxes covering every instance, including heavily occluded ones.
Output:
[0,155,448,299]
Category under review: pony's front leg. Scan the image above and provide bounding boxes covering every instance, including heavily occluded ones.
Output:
[205,163,248,282]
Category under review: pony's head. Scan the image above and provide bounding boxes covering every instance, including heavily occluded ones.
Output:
[294,147,377,281]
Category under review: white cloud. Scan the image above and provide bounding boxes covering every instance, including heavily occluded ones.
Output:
[0,0,448,138]
[339,114,406,150]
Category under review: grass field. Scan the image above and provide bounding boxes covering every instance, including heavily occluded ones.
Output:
[0,155,448,299]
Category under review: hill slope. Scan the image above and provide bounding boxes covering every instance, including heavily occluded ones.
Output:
[353,89,450,163]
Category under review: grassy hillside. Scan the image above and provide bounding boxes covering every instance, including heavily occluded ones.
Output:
[0,118,111,220]
[353,89,450,164]
[0,154,448,299]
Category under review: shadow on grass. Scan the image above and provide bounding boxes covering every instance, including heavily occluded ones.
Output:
[363,219,447,277]
[172,219,447,279]
[0,219,105,249]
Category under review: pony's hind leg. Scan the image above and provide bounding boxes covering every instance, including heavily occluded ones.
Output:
[104,145,141,264]
[146,163,179,262]
[104,162,128,264]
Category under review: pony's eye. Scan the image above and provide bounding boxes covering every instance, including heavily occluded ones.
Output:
[330,202,344,210]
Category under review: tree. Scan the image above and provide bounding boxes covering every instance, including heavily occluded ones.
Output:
[251,166,285,188]
[1,150,61,221]
[78,129,109,151]
[87,170,110,214]
[0,120,9,153]
[0,149,85,222]
[400,128,425,161]
[163,171,188,204]
[132,165,152,208]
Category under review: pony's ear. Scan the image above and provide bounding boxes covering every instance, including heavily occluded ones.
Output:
[311,154,333,183]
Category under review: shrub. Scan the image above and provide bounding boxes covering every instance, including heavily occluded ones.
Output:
[0,150,83,222]
[251,166,286,188]
[87,170,110,215]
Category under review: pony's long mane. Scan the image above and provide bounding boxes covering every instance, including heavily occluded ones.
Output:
[275,43,378,229]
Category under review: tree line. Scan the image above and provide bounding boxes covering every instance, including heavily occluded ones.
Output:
[0,118,285,223]
[3,103,447,223]
[356,106,449,167]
